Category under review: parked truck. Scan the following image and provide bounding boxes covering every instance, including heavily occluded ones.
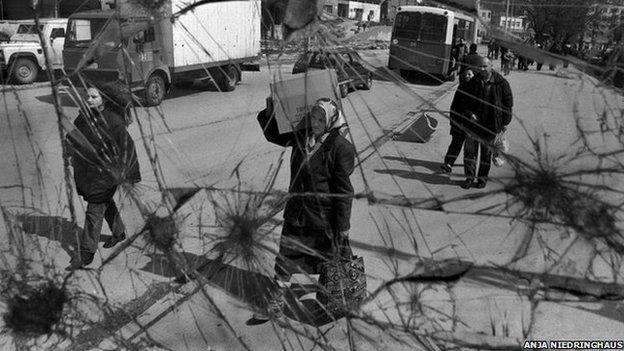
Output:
[0,19,68,84]
[63,0,261,106]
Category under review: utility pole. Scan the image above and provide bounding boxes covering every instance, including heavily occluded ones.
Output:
[505,0,511,32]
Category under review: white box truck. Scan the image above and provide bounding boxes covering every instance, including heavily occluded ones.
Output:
[63,0,261,105]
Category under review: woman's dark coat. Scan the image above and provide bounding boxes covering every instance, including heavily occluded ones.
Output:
[449,80,478,136]
[257,108,355,232]
[68,107,141,203]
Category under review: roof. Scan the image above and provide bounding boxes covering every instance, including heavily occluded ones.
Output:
[397,5,476,21]
[398,0,478,15]
[69,10,116,19]
[430,0,478,15]
[307,46,357,54]
[38,18,69,24]
[68,9,152,21]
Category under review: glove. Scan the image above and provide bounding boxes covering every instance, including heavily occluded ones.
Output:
[334,230,352,258]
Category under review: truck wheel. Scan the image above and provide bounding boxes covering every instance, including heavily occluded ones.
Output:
[218,65,238,92]
[145,74,165,106]
[11,58,38,84]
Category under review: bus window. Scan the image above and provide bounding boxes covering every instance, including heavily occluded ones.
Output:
[420,13,447,43]
[394,11,421,38]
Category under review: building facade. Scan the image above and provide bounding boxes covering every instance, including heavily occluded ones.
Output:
[477,8,491,41]
[1,0,101,20]
[383,0,421,22]
[325,0,380,22]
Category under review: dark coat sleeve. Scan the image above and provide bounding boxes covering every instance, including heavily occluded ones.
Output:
[111,122,141,184]
[500,79,514,127]
[450,86,469,126]
[329,136,356,232]
[257,108,295,147]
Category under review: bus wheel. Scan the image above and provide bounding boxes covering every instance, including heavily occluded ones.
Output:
[145,74,166,106]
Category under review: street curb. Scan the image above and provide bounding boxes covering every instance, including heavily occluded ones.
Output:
[356,82,456,166]
[0,81,51,93]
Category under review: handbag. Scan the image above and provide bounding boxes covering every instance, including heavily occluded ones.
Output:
[492,132,509,167]
[317,236,367,314]
[494,132,509,153]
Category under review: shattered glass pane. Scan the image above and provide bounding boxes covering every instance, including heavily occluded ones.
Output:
[0,0,623,350]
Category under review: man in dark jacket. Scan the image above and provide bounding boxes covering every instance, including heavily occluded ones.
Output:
[66,87,141,270]
[460,56,513,189]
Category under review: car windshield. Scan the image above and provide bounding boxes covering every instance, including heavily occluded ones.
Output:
[65,18,112,48]
[16,24,43,34]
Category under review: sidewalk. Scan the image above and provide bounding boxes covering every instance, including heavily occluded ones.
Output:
[106,65,623,349]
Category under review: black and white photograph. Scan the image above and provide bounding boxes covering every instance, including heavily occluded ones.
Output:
[0,0,622,350]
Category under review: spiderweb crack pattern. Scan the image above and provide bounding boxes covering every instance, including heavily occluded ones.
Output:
[0,0,623,350]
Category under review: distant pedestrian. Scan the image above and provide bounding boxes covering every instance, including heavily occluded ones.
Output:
[535,43,544,71]
[501,48,514,75]
[517,55,528,71]
[461,43,480,74]
[65,85,141,270]
[460,56,513,189]
[255,97,356,320]
[494,40,500,60]
[440,67,477,174]
[549,43,562,70]
[453,38,468,73]
[562,43,572,68]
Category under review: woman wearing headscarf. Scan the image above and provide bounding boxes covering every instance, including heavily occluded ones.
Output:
[255,96,356,320]
[441,67,475,173]
[65,85,141,270]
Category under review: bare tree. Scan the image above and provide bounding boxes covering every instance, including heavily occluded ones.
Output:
[522,0,600,46]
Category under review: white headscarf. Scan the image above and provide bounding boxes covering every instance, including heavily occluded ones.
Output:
[305,98,352,154]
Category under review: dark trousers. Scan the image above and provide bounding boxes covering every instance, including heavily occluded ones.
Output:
[464,136,495,181]
[537,63,543,71]
[444,132,466,166]
[81,199,125,253]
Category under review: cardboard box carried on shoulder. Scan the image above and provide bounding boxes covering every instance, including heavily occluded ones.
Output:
[270,69,342,134]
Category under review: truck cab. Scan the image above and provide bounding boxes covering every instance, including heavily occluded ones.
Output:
[63,11,172,106]
[0,19,68,84]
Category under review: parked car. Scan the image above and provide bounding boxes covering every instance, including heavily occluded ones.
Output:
[292,47,373,98]
[0,19,67,84]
